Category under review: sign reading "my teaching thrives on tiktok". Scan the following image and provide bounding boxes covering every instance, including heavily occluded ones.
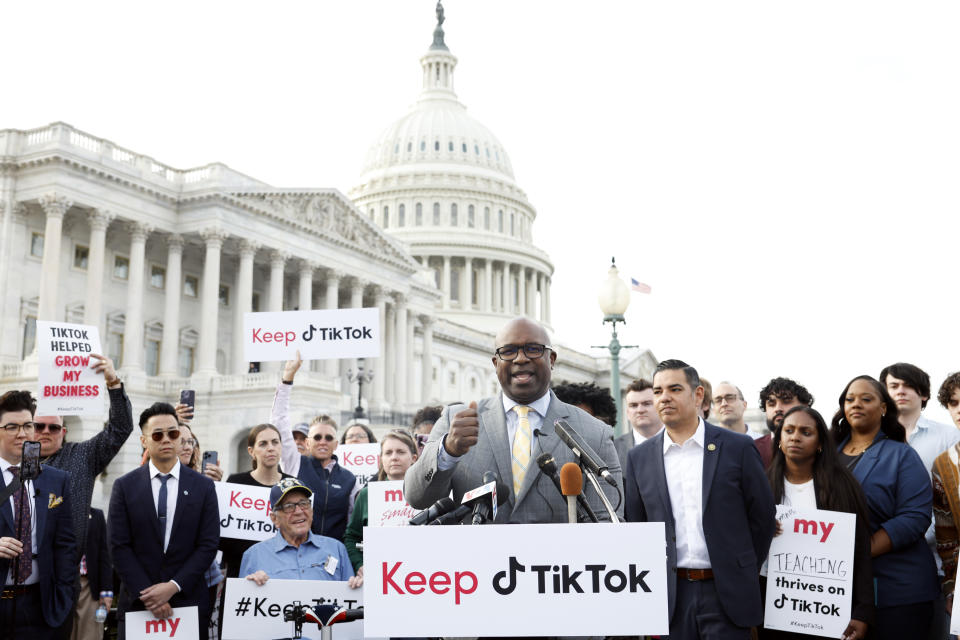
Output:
[243,308,380,362]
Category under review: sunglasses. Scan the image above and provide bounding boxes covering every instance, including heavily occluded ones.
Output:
[150,429,181,442]
[35,422,64,434]
[312,434,336,442]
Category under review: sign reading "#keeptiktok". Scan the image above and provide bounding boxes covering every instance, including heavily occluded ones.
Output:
[243,308,379,362]
[363,523,669,637]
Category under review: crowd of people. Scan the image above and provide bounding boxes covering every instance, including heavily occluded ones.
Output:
[1,315,960,640]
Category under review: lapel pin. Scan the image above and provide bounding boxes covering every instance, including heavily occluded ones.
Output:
[707,443,716,451]
[183,490,189,495]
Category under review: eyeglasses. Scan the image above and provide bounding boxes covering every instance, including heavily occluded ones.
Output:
[713,394,740,406]
[277,499,312,514]
[344,433,368,443]
[150,429,181,442]
[1,422,36,433]
[494,343,551,361]
[312,434,336,442]
[35,422,63,434]
[181,438,198,448]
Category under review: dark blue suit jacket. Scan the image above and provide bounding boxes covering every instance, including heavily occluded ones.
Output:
[624,422,775,628]
[839,432,939,607]
[108,463,219,621]
[0,465,76,628]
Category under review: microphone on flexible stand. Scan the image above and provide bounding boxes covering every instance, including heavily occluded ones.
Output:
[408,497,457,526]
[536,452,599,522]
[559,462,582,525]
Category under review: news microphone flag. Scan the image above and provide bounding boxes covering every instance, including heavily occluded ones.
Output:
[630,278,652,294]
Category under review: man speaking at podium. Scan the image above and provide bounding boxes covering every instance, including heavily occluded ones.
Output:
[405,317,622,523]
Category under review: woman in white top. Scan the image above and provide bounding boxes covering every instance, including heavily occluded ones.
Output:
[761,406,874,640]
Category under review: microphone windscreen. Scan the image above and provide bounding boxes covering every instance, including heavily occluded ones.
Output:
[559,462,583,496]
[536,452,557,475]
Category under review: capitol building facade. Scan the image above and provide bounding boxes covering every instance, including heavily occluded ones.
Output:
[0,10,654,505]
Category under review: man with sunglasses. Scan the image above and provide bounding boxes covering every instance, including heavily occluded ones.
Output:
[108,402,219,640]
[0,390,76,638]
[271,354,359,543]
[405,317,624,523]
[239,478,360,588]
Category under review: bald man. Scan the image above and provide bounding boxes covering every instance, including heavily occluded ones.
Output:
[405,317,623,523]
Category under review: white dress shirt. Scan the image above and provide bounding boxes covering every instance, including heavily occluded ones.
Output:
[663,419,711,569]
[148,459,181,552]
[438,391,552,470]
[1,457,38,585]
[633,425,663,447]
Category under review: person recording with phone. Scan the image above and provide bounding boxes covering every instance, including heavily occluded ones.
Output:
[173,396,223,482]
[0,390,76,639]
[404,317,623,523]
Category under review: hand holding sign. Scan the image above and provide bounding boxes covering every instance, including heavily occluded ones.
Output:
[444,401,479,456]
[89,353,121,389]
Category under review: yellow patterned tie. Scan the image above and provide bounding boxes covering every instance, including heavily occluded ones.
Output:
[512,405,532,496]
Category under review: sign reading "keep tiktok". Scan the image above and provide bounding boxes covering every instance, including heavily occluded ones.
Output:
[243,308,379,362]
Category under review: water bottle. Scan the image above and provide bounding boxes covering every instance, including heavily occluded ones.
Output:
[94,604,107,624]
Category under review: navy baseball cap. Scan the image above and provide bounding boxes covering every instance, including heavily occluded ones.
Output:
[270,477,313,509]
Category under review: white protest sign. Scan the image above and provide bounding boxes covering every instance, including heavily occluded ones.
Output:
[337,443,380,488]
[764,507,856,638]
[216,482,280,542]
[36,321,105,416]
[221,578,363,640]
[243,308,379,362]
[366,480,421,527]
[364,522,669,637]
[125,606,198,639]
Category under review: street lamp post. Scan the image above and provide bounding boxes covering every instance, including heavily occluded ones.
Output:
[347,358,375,420]
[593,258,638,437]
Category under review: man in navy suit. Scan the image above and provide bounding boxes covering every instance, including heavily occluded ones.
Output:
[624,360,775,639]
[108,402,219,640]
[0,390,76,639]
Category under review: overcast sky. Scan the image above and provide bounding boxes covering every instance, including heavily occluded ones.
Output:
[3,1,959,423]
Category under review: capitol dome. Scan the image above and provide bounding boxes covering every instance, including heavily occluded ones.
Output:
[350,2,554,335]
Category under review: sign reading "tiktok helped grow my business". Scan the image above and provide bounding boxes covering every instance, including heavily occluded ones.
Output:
[243,308,379,362]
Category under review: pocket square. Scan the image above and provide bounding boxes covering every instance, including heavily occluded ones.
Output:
[48,493,63,509]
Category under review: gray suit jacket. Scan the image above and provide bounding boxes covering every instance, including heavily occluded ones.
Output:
[404,391,623,523]
[614,432,635,479]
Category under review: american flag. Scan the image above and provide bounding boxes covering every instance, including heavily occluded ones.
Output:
[630,278,652,294]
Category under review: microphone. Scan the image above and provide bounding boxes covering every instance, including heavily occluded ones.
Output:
[559,462,582,525]
[305,604,364,628]
[408,496,456,526]
[428,473,509,525]
[469,471,499,525]
[554,419,618,487]
[536,453,599,523]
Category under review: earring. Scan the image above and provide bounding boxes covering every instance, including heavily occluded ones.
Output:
[817,447,822,453]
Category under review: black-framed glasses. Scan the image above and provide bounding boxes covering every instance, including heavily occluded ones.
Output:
[277,499,312,514]
[494,343,551,361]
[150,429,181,442]
[1,422,36,433]
[312,433,336,442]
[35,422,63,434]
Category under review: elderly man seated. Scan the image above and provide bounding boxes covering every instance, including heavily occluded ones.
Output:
[239,478,361,588]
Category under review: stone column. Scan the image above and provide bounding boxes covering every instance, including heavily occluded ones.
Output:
[441,256,451,310]
[462,257,473,310]
[420,315,434,403]
[371,287,387,406]
[37,193,72,321]
[269,251,287,312]
[384,301,396,405]
[527,271,536,318]
[0,204,28,360]
[545,276,552,325]
[406,309,416,404]
[159,235,184,377]
[394,294,408,405]
[324,270,341,376]
[484,259,493,312]
[348,278,365,383]
[232,240,258,374]
[121,221,152,372]
[196,228,226,375]
[501,264,510,314]
[538,273,547,323]
[298,261,314,312]
[517,266,527,317]
[83,209,115,329]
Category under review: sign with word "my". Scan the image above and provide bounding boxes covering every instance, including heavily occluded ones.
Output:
[366,480,422,527]
[764,506,856,638]
[125,606,198,639]
[221,578,362,640]
[363,522,669,636]
[37,321,105,416]
[243,308,379,362]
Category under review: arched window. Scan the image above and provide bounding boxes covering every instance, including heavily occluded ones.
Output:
[394,143,399,153]
[474,144,479,155]
[448,141,454,151]
[407,142,412,152]
[484,207,491,230]
[450,204,458,226]
[433,203,441,225]
[434,140,440,151]
[498,210,504,232]
[462,143,467,153]
[415,203,423,226]
[510,213,515,236]
[468,205,475,228]
[420,140,426,151]
[450,268,460,302]
[398,204,405,227]
[383,206,390,228]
